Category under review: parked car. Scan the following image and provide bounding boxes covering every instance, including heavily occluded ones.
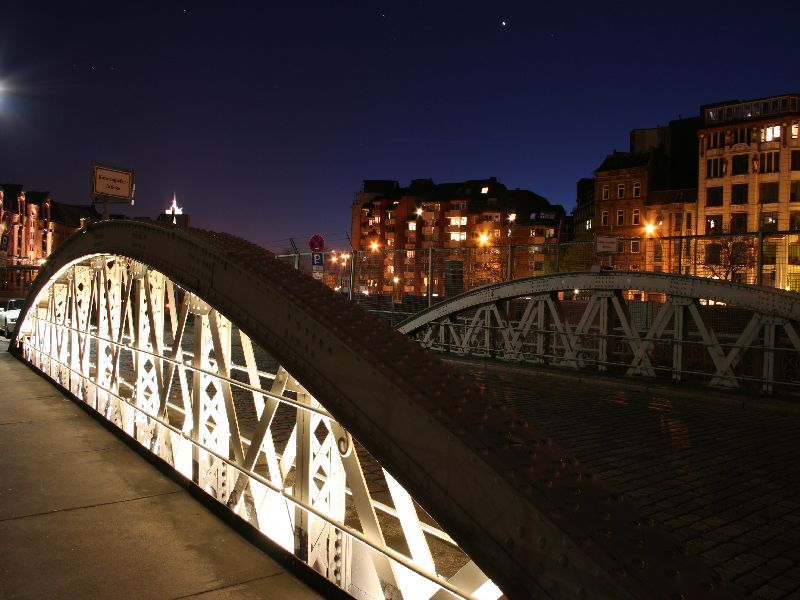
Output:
[0,298,25,337]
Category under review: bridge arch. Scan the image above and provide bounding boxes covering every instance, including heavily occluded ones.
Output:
[398,272,800,393]
[13,222,729,599]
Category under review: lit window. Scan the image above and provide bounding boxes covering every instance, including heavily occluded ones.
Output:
[449,231,466,241]
[493,229,501,238]
[585,218,592,230]
[460,216,467,225]
[407,251,415,259]
[387,265,394,273]
[793,123,799,139]
[762,125,781,142]
[632,209,640,225]
[633,182,641,198]
[508,213,516,221]
[617,184,625,199]
[386,238,394,246]
[408,222,416,231]
[481,186,489,194]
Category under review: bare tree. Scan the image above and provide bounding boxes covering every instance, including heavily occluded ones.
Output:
[702,233,755,282]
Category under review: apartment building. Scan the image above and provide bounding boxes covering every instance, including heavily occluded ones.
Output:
[696,94,800,289]
[350,178,565,296]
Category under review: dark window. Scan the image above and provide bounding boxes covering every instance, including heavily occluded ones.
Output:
[791,181,800,202]
[706,186,724,207]
[731,154,749,175]
[705,243,721,264]
[759,182,779,203]
[673,213,683,231]
[792,150,800,171]
[758,151,780,173]
[706,158,725,178]
[654,240,662,262]
[763,243,777,265]
[789,242,800,265]
[790,211,800,230]
[733,127,751,145]
[630,239,640,253]
[731,183,749,205]
[730,213,748,233]
[762,212,778,232]
[686,213,692,229]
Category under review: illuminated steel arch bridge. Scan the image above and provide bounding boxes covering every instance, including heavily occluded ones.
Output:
[12,221,734,599]
[398,272,800,395]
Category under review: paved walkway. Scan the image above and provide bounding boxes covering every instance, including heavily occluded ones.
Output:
[0,338,321,600]
[449,357,800,600]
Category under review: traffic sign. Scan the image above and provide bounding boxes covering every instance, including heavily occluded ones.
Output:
[308,234,325,252]
[311,252,324,267]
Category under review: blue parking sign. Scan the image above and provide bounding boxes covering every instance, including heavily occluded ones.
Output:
[312,252,324,267]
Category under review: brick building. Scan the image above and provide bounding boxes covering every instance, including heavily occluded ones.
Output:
[0,184,100,296]
[351,178,566,296]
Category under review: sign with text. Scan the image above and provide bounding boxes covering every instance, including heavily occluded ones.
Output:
[91,163,135,203]
[311,252,324,271]
[596,236,620,254]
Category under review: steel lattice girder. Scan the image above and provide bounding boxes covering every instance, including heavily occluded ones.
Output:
[12,222,735,599]
[398,272,800,391]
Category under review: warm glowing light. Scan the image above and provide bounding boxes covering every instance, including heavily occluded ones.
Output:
[644,223,655,235]
[508,213,516,222]
[392,276,399,284]
[370,241,379,251]
[574,289,579,295]
[330,254,339,263]
[478,233,489,245]
[481,186,489,194]
[415,207,423,216]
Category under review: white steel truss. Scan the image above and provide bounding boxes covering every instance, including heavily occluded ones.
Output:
[398,272,800,394]
[16,256,500,600]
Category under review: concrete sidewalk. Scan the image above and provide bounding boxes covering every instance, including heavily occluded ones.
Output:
[0,338,322,600]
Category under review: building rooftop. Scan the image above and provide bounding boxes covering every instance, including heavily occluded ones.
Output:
[594,150,652,173]
[701,93,800,126]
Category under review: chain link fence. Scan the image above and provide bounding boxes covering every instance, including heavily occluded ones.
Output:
[276,230,800,323]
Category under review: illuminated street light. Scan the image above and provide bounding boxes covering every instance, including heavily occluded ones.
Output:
[370,241,379,251]
[392,276,399,284]
[415,207,423,217]
[644,223,655,235]
[508,213,516,222]
[478,233,489,245]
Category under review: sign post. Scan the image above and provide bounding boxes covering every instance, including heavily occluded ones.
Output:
[91,162,135,220]
[309,235,326,281]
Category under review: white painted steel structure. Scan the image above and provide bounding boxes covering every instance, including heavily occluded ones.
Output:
[11,222,733,600]
[398,272,800,394]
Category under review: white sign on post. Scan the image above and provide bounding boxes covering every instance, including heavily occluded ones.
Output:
[596,236,620,254]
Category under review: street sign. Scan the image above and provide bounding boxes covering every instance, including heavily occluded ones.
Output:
[596,236,620,254]
[312,271,323,280]
[311,252,324,269]
[308,234,325,252]
[91,162,135,203]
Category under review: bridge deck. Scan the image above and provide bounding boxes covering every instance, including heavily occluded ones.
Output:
[449,357,800,599]
[0,338,322,600]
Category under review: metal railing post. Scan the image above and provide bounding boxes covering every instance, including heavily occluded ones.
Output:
[427,247,433,307]
[506,244,513,281]
[757,230,764,286]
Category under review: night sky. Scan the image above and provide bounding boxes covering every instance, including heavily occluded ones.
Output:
[2,2,799,252]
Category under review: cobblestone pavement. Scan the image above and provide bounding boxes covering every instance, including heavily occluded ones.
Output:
[447,357,800,599]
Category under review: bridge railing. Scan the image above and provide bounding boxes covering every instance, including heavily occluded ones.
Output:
[275,230,800,324]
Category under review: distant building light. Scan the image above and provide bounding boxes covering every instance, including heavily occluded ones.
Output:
[508,213,516,222]
[481,186,489,194]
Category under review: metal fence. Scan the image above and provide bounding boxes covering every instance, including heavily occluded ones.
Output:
[276,229,800,323]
